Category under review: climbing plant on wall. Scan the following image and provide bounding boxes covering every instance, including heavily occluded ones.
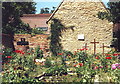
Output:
[49,18,75,56]
[49,18,64,56]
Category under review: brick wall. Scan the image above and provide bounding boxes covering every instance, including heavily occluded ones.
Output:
[14,34,50,50]
[20,14,51,34]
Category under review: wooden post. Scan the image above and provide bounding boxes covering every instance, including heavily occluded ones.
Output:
[103,43,105,56]
[83,43,89,53]
[90,39,99,56]
[101,43,109,56]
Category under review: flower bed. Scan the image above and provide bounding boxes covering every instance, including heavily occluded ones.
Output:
[1,47,120,83]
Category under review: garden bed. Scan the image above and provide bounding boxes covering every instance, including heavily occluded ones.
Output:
[1,47,120,83]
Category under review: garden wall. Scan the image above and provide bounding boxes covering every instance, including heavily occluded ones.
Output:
[14,34,50,50]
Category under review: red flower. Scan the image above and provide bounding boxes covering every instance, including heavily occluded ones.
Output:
[80,49,84,51]
[21,52,25,55]
[58,53,63,55]
[40,48,43,49]
[28,53,31,55]
[84,48,88,50]
[74,65,77,67]
[113,54,118,56]
[14,50,25,55]
[106,57,112,59]
[74,51,77,55]
[6,56,12,58]
[105,54,111,56]
[106,65,108,68]
[78,63,83,66]
[14,67,17,70]
[95,56,99,59]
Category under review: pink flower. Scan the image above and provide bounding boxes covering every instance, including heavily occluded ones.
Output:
[112,63,120,69]
[99,66,103,68]
[94,66,99,70]
[111,65,116,69]
[95,56,99,59]
[115,64,119,66]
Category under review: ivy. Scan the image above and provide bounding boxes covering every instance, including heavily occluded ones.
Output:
[49,18,75,56]
[49,18,64,56]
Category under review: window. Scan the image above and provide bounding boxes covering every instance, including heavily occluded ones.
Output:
[37,27,48,31]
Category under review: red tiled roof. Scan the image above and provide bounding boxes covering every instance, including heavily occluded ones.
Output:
[22,14,51,17]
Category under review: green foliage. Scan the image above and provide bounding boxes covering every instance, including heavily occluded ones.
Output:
[2,48,15,64]
[2,47,120,83]
[49,18,74,56]
[46,65,67,76]
[31,28,44,35]
[40,7,56,14]
[2,2,36,34]
[44,59,51,68]
[49,18,65,56]
[35,46,43,59]
[41,7,49,14]
[2,50,37,83]
[76,51,88,63]
[98,1,120,23]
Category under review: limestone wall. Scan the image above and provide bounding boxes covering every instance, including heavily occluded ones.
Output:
[48,2,113,54]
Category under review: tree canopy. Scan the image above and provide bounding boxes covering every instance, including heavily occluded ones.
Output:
[98,1,120,23]
[2,2,36,34]
[40,7,56,14]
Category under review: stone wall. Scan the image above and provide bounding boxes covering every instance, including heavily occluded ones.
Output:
[48,1,113,54]
[14,34,50,50]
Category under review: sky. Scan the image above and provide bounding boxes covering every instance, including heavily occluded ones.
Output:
[34,0,109,14]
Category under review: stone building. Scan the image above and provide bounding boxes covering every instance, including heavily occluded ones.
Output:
[47,0,113,54]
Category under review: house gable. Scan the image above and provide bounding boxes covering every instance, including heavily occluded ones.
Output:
[48,0,113,54]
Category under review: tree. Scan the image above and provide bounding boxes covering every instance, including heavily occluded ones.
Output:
[40,8,45,14]
[50,7,56,13]
[2,2,36,34]
[98,1,120,23]
[40,7,50,14]
[44,7,50,14]
[40,7,56,14]
[98,1,120,51]
[2,2,36,50]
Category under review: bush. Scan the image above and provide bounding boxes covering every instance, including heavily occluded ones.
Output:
[35,46,44,59]
[44,59,51,68]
